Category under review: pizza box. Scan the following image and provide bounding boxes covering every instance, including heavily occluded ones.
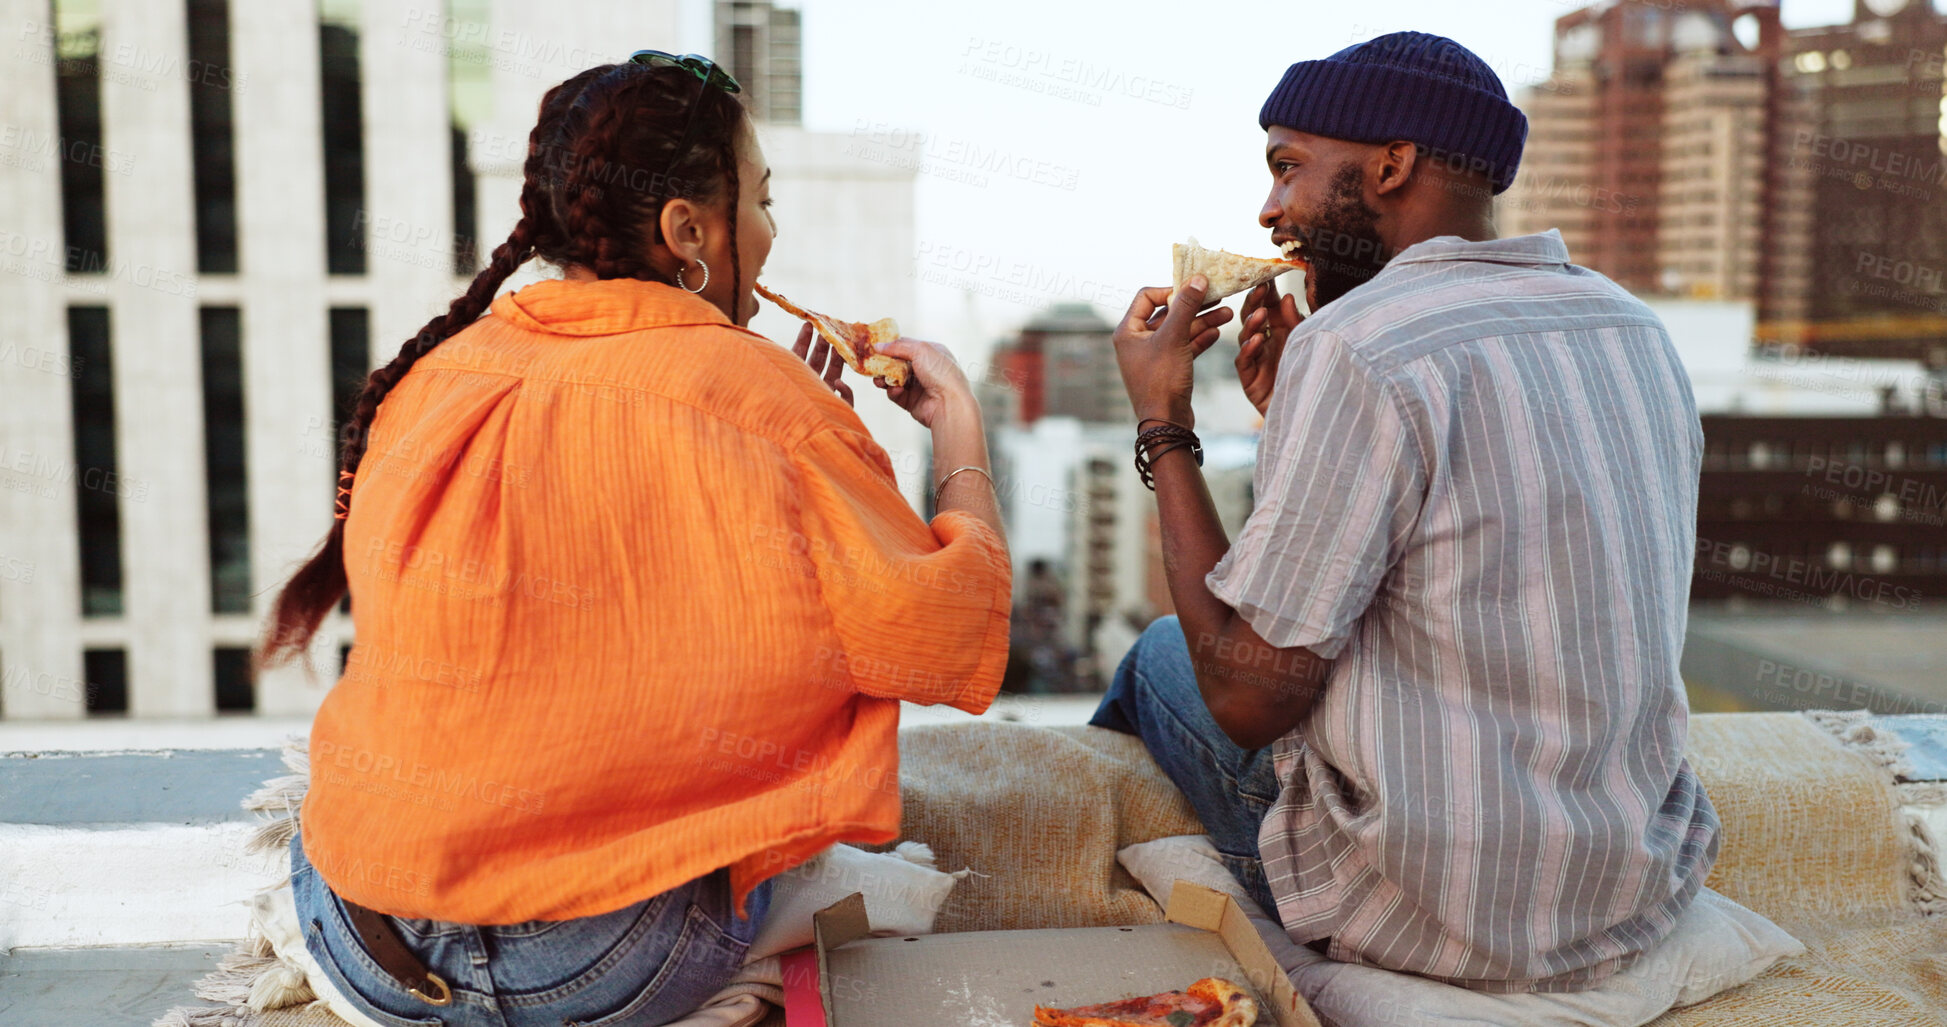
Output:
[802,880,1323,1027]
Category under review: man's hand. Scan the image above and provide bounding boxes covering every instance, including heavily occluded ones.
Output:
[1236,279,1303,416]
[1112,277,1234,426]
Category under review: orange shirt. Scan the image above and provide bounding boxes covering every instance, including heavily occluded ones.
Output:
[299,278,1011,923]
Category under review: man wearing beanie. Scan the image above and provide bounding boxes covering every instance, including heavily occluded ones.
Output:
[1095,31,1721,994]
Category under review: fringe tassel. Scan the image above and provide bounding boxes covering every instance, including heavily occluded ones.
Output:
[243,734,312,857]
[1904,814,1947,916]
[193,936,317,1010]
[892,840,938,868]
[155,735,319,1027]
[1802,709,1916,779]
[1898,782,1947,916]
[1803,711,1945,916]
[152,1006,255,1027]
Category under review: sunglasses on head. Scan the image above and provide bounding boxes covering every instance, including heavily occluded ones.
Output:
[628,50,742,93]
[626,50,742,216]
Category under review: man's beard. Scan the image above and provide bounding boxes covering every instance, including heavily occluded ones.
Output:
[1297,162,1390,310]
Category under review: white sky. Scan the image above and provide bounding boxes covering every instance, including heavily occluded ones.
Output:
[774,0,1872,355]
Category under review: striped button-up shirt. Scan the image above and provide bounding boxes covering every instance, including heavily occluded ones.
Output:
[1206,230,1720,992]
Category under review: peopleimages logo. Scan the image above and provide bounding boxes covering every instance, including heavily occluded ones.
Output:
[0,230,197,298]
[1695,537,1922,611]
[313,739,547,815]
[959,37,1194,110]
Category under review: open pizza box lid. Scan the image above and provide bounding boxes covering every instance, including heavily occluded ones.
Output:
[806,880,1323,1027]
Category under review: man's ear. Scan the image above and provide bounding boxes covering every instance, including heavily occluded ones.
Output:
[1373,141,1418,198]
[657,198,707,263]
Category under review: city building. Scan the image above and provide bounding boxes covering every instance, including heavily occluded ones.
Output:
[1501,1,1800,306]
[989,419,1144,690]
[714,0,802,126]
[0,0,916,722]
[1641,302,1947,612]
[1692,412,1947,608]
[1504,0,1947,368]
[987,302,1121,424]
[1656,43,1770,301]
[1502,1,1947,623]
[990,417,1259,691]
[1648,298,1933,415]
[1501,62,1602,271]
[1779,0,1947,363]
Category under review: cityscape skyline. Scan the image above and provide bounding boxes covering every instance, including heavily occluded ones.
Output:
[1,0,1943,714]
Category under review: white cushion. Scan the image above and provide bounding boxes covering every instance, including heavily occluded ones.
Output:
[744,841,967,962]
[1117,835,1802,1027]
[253,881,390,1027]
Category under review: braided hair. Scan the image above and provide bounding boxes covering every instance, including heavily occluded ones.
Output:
[261,61,749,669]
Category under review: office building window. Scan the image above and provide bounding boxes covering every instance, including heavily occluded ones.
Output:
[330,307,368,615]
[732,24,756,89]
[214,646,253,711]
[53,0,106,272]
[68,306,123,617]
[328,307,370,454]
[449,0,490,274]
[84,648,127,715]
[201,307,250,614]
[186,0,238,273]
[320,1,366,274]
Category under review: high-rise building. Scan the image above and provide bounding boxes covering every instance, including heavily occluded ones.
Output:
[0,0,915,722]
[1780,0,1947,363]
[1657,45,1770,300]
[1502,1,1797,303]
[1504,0,1947,368]
[715,0,802,125]
[989,303,1121,425]
[1501,65,1602,269]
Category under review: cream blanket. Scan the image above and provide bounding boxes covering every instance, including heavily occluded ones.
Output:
[160,716,1947,1027]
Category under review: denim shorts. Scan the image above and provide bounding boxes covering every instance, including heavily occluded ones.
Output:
[289,831,773,1027]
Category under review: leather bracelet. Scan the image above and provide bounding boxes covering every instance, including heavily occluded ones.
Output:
[933,464,993,505]
[1133,425,1202,491]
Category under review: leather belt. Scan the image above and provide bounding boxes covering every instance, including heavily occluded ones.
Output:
[341,899,453,1006]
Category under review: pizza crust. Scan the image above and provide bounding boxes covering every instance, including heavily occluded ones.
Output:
[857,318,906,384]
[1171,237,1301,304]
[1189,977,1259,1027]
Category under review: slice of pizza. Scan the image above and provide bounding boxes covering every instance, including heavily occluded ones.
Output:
[1032,977,1258,1027]
[1171,237,1303,304]
[754,282,910,387]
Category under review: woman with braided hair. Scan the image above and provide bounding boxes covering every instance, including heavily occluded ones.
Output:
[260,54,1010,1026]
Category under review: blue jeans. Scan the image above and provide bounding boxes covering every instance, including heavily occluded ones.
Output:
[289,831,772,1027]
[1089,616,1283,917]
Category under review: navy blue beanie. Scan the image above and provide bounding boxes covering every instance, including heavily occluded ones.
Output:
[1259,31,1528,194]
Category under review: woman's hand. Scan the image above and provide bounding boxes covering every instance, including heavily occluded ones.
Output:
[1236,279,1303,417]
[791,323,853,407]
[872,337,978,430]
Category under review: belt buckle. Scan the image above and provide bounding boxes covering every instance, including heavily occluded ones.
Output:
[409,972,453,1006]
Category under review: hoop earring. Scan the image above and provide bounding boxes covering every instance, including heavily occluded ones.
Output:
[676,258,709,294]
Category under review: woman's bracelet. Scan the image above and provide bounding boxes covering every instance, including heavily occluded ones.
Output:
[933,465,994,505]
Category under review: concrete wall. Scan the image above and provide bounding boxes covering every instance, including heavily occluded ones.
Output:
[0,0,87,719]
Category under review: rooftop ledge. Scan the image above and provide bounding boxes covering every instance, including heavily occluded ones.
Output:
[4,707,1946,1027]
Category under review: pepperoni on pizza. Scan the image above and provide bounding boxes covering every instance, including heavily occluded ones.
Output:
[1032,977,1258,1027]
